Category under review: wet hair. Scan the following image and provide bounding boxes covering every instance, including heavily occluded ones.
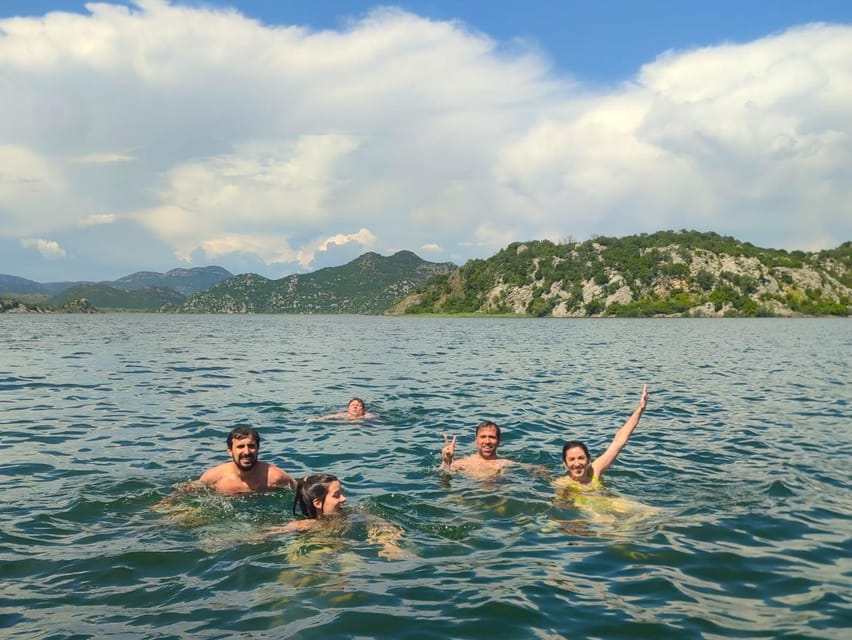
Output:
[293,473,340,519]
[562,440,591,464]
[348,397,366,410]
[227,426,260,449]
[475,420,501,441]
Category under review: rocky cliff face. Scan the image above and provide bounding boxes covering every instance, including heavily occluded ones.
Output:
[540,244,849,317]
[390,233,851,317]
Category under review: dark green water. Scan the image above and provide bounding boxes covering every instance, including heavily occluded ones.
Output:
[1,315,849,639]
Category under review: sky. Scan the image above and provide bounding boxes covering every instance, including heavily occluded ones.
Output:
[2,1,851,282]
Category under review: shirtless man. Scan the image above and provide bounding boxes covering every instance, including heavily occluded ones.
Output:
[309,397,377,422]
[198,426,296,494]
[440,421,513,478]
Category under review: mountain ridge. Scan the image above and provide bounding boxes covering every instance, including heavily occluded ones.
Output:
[177,250,457,314]
[389,231,851,318]
[3,233,850,315]
[0,265,233,299]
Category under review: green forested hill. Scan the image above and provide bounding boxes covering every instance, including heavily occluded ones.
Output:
[389,231,851,317]
[1,296,98,313]
[177,250,456,313]
[50,284,186,310]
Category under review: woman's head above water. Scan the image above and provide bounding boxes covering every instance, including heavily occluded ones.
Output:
[293,473,346,519]
[562,440,593,481]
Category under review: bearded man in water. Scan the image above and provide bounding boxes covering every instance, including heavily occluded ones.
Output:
[198,426,296,494]
[440,420,514,478]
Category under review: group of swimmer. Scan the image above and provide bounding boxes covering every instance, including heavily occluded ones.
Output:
[194,385,649,534]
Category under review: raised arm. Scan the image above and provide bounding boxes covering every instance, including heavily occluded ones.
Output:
[591,384,649,478]
[440,434,457,471]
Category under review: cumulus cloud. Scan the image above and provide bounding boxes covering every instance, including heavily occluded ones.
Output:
[21,238,67,259]
[0,1,849,280]
[80,213,118,226]
[72,153,136,164]
[0,145,69,235]
[300,228,377,268]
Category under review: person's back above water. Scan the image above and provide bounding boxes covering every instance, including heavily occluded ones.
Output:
[309,397,377,422]
[197,426,296,494]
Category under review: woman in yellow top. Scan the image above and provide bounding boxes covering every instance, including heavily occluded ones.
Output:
[558,384,649,488]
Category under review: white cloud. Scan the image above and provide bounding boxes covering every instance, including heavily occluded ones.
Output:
[420,243,443,253]
[0,145,69,236]
[0,3,849,280]
[80,213,118,226]
[199,234,298,264]
[315,228,377,252]
[494,25,852,246]
[21,238,67,259]
[299,228,377,268]
[72,153,135,164]
[154,136,360,226]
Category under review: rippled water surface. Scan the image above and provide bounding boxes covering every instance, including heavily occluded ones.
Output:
[1,315,850,639]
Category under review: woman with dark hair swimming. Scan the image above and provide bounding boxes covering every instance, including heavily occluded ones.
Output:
[556,384,649,488]
[269,473,347,533]
[268,475,406,559]
[548,385,658,527]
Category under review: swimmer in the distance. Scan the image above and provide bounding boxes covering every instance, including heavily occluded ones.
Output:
[309,397,377,422]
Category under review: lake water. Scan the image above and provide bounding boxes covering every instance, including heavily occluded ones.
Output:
[1,315,850,639]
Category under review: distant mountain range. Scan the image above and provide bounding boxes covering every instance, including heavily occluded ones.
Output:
[0,266,233,301]
[0,252,456,313]
[178,250,457,314]
[2,233,850,316]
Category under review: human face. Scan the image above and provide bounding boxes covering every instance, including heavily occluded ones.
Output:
[475,425,500,459]
[563,446,590,481]
[314,480,346,516]
[347,399,365,418]
[228,436,259,471]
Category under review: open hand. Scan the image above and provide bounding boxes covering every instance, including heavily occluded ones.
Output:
[639,384,649,410]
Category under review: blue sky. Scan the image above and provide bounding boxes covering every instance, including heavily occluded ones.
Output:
[1,0,851,281]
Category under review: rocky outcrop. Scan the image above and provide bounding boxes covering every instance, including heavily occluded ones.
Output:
[1,297,99,313]
[390,232,851,317]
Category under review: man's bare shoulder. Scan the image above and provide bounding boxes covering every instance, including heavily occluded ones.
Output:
[265,463,296,488]
[199,462,231,484]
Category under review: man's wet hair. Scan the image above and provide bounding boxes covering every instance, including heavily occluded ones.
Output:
[227,426,260,449]
[476,420,501,441]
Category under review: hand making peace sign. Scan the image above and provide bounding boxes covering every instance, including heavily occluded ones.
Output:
[442,434,457,464]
